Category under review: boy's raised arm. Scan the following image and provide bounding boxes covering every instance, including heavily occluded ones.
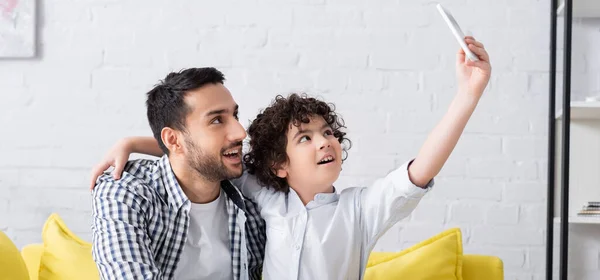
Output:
[409,36,491,187]
[360,37,491,246]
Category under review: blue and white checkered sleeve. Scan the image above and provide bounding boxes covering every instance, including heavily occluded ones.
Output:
[91,177,162,280]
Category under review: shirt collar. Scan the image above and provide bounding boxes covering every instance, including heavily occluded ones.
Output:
[305,187,339,210]
[221,179,247,212]
[156,155,188,210]
[287,186,340,212]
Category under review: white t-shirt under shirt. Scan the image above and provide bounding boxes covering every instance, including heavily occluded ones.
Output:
[174,190,233,280]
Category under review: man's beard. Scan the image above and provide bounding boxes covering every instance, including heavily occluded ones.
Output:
[184,137,243,182]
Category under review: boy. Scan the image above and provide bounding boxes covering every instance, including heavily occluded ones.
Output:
[91,36,491,279]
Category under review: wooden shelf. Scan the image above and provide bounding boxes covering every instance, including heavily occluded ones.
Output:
[556,101,600,120]
[554,217,600,224]
[557,0,600,18]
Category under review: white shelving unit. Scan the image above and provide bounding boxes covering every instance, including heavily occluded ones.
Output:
[554,101,600,225]
[556,101,600,120]
[554,217,600,224]
[558,0,600,18]
[548,1,600,279]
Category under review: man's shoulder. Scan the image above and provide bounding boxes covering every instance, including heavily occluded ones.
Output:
[93,158,161,202]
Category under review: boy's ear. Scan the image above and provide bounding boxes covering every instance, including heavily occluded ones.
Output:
[275,169,287,178]
[273,162,288,179]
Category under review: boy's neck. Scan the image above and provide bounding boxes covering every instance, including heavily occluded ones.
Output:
[292,185,335,206]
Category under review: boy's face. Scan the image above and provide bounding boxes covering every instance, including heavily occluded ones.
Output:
[277,115,343,191]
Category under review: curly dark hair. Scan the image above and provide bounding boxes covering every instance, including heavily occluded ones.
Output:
[243,93,351,193]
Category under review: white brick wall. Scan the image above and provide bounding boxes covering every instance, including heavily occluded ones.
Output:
[1,0,599,279]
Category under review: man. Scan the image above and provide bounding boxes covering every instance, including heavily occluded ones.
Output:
[91,67,265,280]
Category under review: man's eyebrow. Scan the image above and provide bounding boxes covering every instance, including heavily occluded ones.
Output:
[205,109,228,117]
[206,104,239,117]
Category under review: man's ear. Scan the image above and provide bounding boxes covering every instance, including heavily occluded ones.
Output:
[161,127,183,154]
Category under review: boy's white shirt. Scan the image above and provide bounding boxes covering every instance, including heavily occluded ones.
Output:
[232,159,434,280]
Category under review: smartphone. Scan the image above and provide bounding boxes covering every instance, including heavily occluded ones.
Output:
[436,4,480,61]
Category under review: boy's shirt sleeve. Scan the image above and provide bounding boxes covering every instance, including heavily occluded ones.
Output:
[231,171,278,210]
[358,159,434,248]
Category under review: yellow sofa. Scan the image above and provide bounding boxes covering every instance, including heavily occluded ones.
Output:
[2,214,504,280]
[18,245,503,280]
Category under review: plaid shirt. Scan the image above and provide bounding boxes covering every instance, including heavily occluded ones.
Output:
[91,156,266,280]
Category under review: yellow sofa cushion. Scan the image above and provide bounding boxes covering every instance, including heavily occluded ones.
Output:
[21,244,43,280]
[365,227,463,280]
[38,213,99,280]
[0,231,30,280]
[462,254,503,280]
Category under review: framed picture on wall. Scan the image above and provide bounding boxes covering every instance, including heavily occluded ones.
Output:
[0,0,36,58]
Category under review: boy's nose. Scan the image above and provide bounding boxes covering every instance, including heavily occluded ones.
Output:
[319,137,331,150]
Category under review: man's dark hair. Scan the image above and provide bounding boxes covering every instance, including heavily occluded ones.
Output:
[146,67,225,155]
[243,93,351,193]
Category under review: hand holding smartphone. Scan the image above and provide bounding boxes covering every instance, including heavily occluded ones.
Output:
[436,4,480,62]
